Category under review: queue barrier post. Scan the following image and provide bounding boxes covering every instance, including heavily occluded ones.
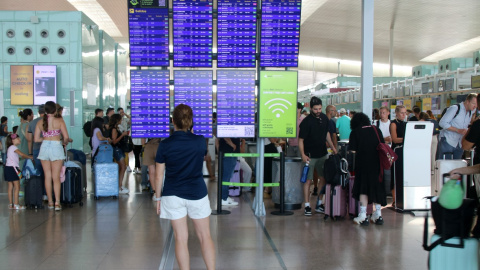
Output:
[271,151,293,216]
[211,151,231,215]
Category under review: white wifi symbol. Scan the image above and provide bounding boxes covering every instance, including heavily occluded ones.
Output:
[265,98,292,118]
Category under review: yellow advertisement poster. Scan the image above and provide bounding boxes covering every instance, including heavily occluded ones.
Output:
[423,97,432,111]
[403,99,412,110]
[10,65,34,105]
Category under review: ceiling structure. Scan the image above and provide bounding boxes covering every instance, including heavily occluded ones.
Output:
[2,0,480,88]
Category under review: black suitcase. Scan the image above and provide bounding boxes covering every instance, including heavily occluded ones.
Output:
[24,175,44,209]
[60,167,84,207]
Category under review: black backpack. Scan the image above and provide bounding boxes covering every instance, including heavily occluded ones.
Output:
[83,121,92,137]
[438,104,460,130]
[324,154,349,187]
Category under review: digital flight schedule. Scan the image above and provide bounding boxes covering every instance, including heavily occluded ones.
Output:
[128,0,169,66]
[173,0,213,67]
[174,70,213,137]
[217,0,257,68]
[216,70,256,138]
[260,0,302,67]
[130,70,170,138]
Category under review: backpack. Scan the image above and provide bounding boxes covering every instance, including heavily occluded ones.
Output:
[83,121,92,137]
[93,142,113,163]
[324,154,349,187]
[438,104,460,130]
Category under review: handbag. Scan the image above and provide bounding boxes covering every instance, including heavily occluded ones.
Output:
[120,135,134,153]
[372,126,398,182]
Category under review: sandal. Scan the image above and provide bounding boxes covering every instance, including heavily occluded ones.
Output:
[48,202,55,209]
[8,204,15,210]
[54,204,62,211]
[13,204,26,210]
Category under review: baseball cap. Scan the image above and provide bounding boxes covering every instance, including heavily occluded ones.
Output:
[339,108,346,114]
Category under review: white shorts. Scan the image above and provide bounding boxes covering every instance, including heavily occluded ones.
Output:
[160,195,211,220]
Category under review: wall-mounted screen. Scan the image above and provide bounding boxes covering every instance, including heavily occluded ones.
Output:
[216,70,256,138]
[128,0,169,66]
[33,65,57,105]
[260,0,302,67]
[445,78,455,91]
[10,65,57,105]
[174,70,213,137]
[173,0,213,67]
[130,70,170,138]
[471,75,480,89]
[437,80,445,92]
[421,82,433,94]
[217,0,257,68]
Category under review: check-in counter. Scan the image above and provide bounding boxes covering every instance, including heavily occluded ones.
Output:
[272,157,303,210]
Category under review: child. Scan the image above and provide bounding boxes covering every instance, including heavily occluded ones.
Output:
[4,134,32,210]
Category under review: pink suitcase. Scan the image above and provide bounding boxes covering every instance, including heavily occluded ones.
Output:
[228,160,242,197]
[324,184,347,220]
[348,176,373,217]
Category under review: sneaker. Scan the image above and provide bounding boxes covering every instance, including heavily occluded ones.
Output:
[353,215,369,226]
[43,195,48,201]
[119,187,130,194]
[126,166,132,172]
[370,215,384,225]
[13,204,26,210]
[304,206,312,216]
[222,199,238,206]
[152,194,157,201]
[312,187,318,196]
[315,204,325,213]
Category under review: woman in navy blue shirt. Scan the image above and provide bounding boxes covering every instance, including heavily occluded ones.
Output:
[155,104,215,270]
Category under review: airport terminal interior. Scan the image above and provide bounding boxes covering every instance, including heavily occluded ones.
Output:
[1,0,480,269]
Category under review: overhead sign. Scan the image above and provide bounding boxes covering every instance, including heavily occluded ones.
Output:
[259,71,297,138]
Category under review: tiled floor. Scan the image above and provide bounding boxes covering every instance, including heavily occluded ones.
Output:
[0,154,432,270]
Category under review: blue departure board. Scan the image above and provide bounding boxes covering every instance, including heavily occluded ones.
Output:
[260,0,302,67]
[217,0,257,68]
[216,70,256,138]
[173,0,213,67]
[174,70,213,137]
[130,70,170,138]
[128,1,169,66]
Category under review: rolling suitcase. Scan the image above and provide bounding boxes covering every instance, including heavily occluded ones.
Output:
[348,175,373,217]
[94,163,119,199]
[228,160,242,197]
[60,161,83,207]
[324,184,347,220]
[433,153,467,196]
[67,151,87,191]
[23,159,43,209]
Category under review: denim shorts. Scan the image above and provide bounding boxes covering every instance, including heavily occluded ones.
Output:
[38,140,65,161]
[113,146,125,161]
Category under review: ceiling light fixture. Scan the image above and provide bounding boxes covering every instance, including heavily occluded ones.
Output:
[420,36,480,63]
[68,0,122,37]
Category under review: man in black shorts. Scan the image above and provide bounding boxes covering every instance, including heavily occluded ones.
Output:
[299,96,337,216]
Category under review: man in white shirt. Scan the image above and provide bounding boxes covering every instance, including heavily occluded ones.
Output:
[377,106,391,143]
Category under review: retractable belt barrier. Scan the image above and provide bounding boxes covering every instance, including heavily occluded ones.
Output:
[212,152,293,216]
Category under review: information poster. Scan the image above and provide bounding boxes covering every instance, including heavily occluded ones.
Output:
[10,65,34,105]
[259,71,297,138]
[381,101,389,108]
[403,99,412,110]
[174,70,213,138]
[422,97,432,112]
[216,70,256,138]
[33,65,57,105]
[472,75,480,89]
[130,70,170,138]
[431,96,441,115]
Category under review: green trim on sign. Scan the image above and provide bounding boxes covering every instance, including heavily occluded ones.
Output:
[222,182,259,187]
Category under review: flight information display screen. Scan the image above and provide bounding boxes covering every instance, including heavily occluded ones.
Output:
[174,70,213,137]
[128,0,169,66]
[173,0,213,67]
[217,0,257,68]
[130,70,170,138]
[260,0,301,67]
[216,70,256,138]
